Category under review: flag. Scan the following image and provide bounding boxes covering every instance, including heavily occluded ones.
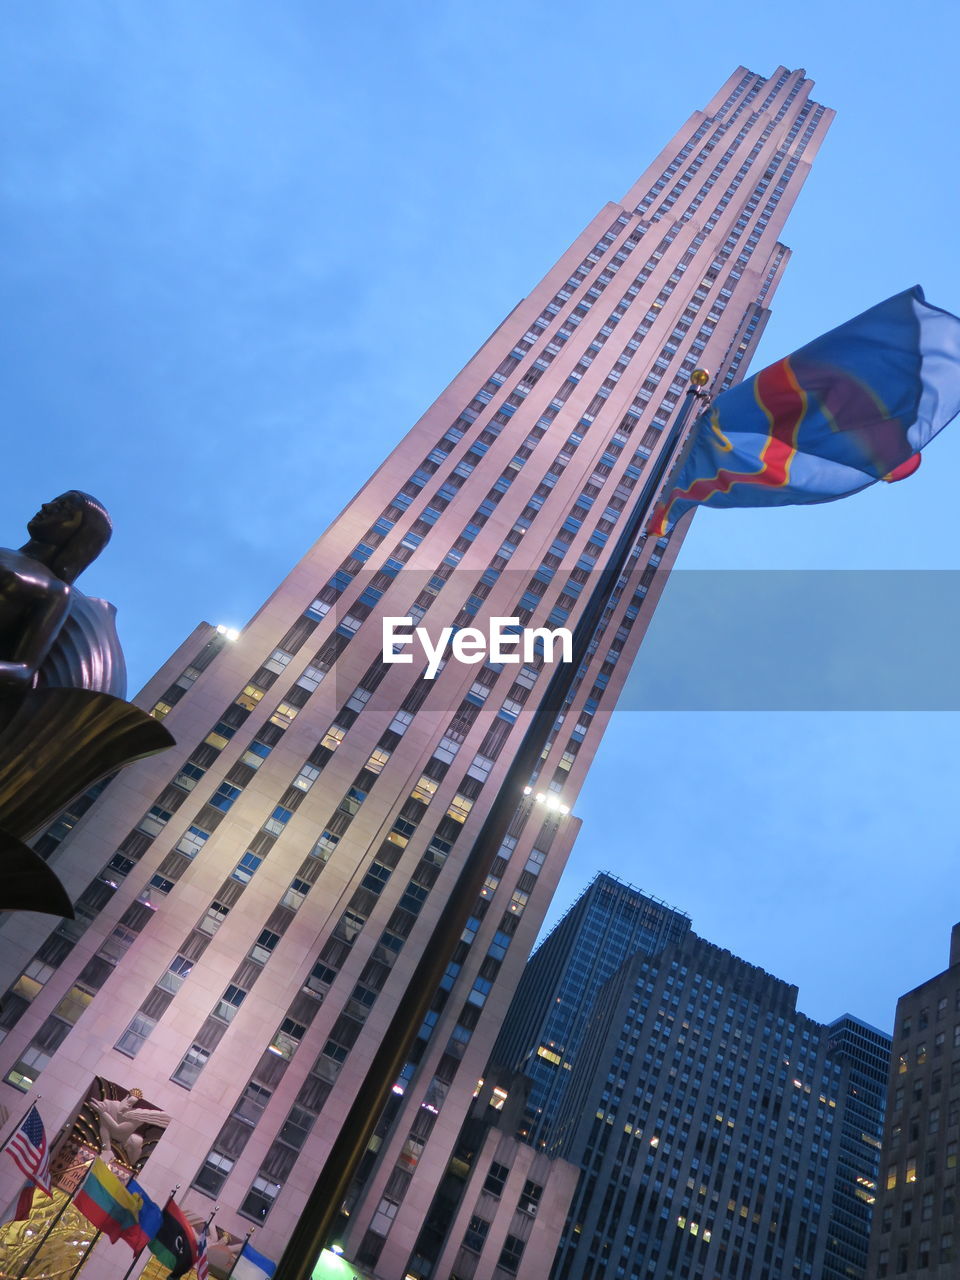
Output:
[74,1157,144,1247]
[232,1240,277,1280]
[148,1198,197,1278]
[10,1184,36,1222]
[649,285,960,535]
[3,1104,51,1195]
[126,1177,165,1254]
[195,1225,209,1280]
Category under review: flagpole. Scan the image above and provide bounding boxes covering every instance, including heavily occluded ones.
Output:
[0,1096,44,1150]
[15,1180,79,1279]
[117,1181,183,1280]
[117,1187,181,1280]
[63,1227,101,1280]
[224,1228,255,1280]
[273,370,713,1280]
[118,1244,146,1280]
[1,1095,47,1223]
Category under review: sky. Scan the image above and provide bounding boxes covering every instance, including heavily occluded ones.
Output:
[3,0,960,1032]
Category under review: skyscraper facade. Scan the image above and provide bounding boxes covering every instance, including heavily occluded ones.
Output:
[867,924,960,1279]
[822,1015,890,1279]
[0,66,832,1280]
[490,873,690,1145]
[481,876,889,1280]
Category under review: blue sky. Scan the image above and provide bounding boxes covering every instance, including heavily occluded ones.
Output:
[3,1,960,1030]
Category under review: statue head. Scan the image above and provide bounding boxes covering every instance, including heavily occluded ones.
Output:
[27,492,113,585]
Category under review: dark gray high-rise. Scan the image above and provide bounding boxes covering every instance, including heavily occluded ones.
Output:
[822,1015,890,1279]
[867,924,960,1279]
[489,875,890,1280]
[490,874,690,1145]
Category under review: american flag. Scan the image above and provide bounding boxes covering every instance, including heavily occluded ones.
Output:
[195,1226,209,1280]
[3,1105,52,1195]
[3,1100,52,1198]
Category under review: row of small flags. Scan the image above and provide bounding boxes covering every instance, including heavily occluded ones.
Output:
[3,1103,276,1280]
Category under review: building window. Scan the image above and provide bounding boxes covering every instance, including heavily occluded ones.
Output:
[157,955,194,994]
[497,1234,526,1274]
[483,1161,510,1197]
[214,984,247,1023]
[193,1151,234,1197]
[250,930,280,966]
[233,1082,271,1126]
[240,1176,280,1222]
[369,1197,398,1237]
[232,852,262,884]
[199,901,230,935]
[114,1013,156,1059]
[518,1179,543,1216]
[282,879,310,911]
[463,1216,490,1253]
[172,1043,210,1089]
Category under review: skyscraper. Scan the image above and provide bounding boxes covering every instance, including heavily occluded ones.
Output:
[0,65,832,1280]
[867,923,960,1279]
[822,1015,891,1279]
[479,874,889,1280]
[490,874,690,1146]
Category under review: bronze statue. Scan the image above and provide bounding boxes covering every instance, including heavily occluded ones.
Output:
[0,493,174,916]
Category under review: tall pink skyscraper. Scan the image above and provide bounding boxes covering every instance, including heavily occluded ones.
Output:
[0,66,831,1280]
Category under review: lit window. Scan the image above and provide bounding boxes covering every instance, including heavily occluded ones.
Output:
[365,748,391,775]
[412,775,439,804]
[270,702,299,728]
[447,794,473,823]
[321,726,346,751]
[508,889,529,916]
[293,764,321,792]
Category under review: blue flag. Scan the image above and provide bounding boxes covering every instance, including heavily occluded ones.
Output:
[650,285,960,534]
[126,1178,164,1253]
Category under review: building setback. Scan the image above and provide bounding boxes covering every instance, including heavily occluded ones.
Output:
[0,66,831,1280]
[867,924,960,1279]
[490,873,691,1147]
[408,875,890,1280]
[548,922,890,1280]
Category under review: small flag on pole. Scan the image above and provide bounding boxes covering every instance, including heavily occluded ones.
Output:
[3,1104,51,1195]
[148,1198,198,1277]
[195,1225,210,1280]
[649,285,960,535]
[232,1240,277,1280]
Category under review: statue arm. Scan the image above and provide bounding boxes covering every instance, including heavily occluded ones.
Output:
[0,582,70,692]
